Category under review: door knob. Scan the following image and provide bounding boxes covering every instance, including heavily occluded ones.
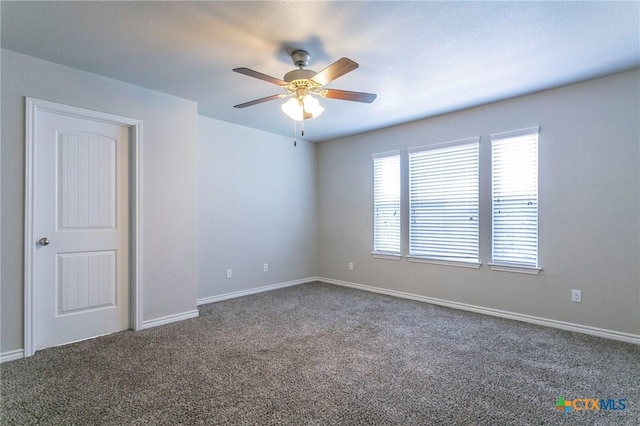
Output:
[38,237,51,246]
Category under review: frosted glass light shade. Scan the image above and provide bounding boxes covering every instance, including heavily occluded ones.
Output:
[281,95,324,121]
[303,95,325,117]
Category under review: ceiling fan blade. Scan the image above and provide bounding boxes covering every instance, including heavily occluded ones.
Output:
[233,67,287,86]
[234,94,288,108]
[323,89,377,103]
[311,58,359,86]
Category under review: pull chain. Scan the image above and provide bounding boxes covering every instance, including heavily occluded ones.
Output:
[293,119,297,146]
[292,119,307,147]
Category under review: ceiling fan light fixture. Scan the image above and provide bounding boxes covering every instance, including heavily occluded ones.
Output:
[302,95,325,117]
[281,98,303,121]
[281,95,324,121]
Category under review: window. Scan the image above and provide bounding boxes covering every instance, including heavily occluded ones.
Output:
[491,127,539,270]
[373,152,401,255]
[408,138,479,265]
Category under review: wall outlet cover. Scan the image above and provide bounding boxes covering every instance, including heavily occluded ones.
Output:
[571,289,581,303]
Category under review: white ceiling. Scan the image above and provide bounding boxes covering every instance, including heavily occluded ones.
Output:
[2,1,639,142]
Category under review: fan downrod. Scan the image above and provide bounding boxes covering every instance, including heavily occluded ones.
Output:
[284,50,316,83]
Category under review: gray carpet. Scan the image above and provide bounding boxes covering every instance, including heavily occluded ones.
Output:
[1,282,638,425]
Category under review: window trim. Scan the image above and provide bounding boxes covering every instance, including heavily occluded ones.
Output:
[371,252,403,261]
[490,126,540,270]
[407,256,482,269]
[490,126,540,141]
[488,263,541,275]
[408,136,480,263]
[372,150,401,256]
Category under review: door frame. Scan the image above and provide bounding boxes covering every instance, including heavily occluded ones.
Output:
[24,97,143,357]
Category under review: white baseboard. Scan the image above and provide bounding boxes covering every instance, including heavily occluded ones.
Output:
[318,277,640,345]
[140,309,200,330]
[1,349,25,363]
[197,277,317,306]
[3,310,202,359]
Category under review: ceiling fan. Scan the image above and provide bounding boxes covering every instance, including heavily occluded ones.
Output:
[233,50,377,121]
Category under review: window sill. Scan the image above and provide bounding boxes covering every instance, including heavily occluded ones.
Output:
[371,252,403,261]
[406,256,481,269]
[488,263,541,275]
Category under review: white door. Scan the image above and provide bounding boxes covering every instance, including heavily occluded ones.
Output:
[33,109,130,351]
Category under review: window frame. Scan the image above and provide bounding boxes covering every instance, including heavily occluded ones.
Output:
[372,151,402,260]
[489,126,541,274]
[407,137,481,268]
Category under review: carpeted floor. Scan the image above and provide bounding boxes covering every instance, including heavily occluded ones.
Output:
[1,282,638,425]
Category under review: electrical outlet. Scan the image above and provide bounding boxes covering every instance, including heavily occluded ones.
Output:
[263,263,269,272]
[571,289,581,303]
[226,269,232,279]
[348,262,354,271]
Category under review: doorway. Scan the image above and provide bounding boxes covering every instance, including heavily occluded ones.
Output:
[24,98,142,356]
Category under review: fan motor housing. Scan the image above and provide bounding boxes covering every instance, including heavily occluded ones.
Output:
[284,68,316,83]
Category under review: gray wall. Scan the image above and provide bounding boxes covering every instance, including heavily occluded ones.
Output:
[197,117,317,299]
[317,70,640,335]
[1,49,199,353]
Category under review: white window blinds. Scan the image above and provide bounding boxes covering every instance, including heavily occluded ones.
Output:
[373,152,401,254]
[408,138,479,263]
[491,127,539,267]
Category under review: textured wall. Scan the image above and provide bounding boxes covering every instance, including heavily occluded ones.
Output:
[1,49,199,353]
[317,70,640,335]
[197,117,317,299]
